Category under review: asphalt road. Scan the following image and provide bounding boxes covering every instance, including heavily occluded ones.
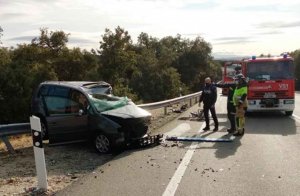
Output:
[57,92,300,196]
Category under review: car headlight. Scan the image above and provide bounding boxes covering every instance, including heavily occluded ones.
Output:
[284,100,294,104]
[248,100,256,105]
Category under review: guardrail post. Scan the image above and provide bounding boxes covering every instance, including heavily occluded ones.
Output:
[30,116,48,191]
[1,136,15,154]
[164,106,167,115]
[190,98,192,107]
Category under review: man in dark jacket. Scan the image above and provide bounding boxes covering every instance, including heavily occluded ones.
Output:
[199,77,219,131]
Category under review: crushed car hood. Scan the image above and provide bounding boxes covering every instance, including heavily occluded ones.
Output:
[101,103,151,119]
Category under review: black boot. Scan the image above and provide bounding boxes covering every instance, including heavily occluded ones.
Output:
[233,130,241,136]
[213,126,218,132]
[203,126,210,131]
[239,128,245,136]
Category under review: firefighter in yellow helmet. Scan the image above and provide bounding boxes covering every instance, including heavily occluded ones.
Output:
[232,73,248,136]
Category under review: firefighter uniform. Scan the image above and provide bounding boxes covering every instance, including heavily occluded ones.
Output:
[232,75,248,136]
[215,82,236,133]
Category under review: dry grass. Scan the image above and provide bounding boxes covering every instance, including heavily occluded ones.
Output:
[0,134,32,153]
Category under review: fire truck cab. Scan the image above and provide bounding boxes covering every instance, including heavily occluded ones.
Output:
[242,54,295,116]
[222,62,243,95]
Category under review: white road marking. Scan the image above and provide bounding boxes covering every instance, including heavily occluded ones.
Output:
[291,114,300,121]
[217,117,228,123]
[162,122,205,196]
[163,94,227,196]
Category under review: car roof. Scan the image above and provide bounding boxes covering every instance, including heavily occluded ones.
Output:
[40,81,111,91]
[42,81,109,86]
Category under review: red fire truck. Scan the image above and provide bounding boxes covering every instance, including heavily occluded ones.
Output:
[222,54,295,115]
[242,54,295,115]
[221,61,243,95]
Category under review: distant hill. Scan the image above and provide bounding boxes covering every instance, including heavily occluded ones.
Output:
[212,52,250,61]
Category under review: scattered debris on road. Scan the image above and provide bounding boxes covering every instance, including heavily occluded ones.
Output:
[190,109,204,120]
[165,136,233,142]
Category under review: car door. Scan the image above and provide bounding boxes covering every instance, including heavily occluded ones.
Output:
[44,86,89,144]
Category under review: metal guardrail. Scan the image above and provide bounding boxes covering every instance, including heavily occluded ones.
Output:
[0,123,31,153]
[0,92,201,153]
[138,91,201,114]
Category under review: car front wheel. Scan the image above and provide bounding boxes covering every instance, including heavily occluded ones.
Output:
[94,133,111,154]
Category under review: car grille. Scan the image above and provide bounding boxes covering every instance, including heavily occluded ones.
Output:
[251,91,288,99]
[103,115,150,139]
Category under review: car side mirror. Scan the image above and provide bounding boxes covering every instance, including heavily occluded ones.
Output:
[78,109,84,116]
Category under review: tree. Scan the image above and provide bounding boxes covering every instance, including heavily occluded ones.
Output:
[130,33,185,102]
[51,47,97,80]
[0,44,58,123]
[0,26,3,45]
[98,26,139,99]
[290,50,300,90]
[32,28,69,52]
[175,36,213,91]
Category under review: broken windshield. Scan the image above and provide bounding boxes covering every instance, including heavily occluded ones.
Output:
[89,94,129,112]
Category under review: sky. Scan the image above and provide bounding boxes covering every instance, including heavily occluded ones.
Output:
[1,0,300,59]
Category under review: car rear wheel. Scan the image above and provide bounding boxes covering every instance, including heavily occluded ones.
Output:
[94,133,111,154]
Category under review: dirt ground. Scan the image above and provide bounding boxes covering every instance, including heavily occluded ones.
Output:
[0,105,188,195]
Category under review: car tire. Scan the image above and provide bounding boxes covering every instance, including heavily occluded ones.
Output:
[285,111,293,116]
[94,133,112,154]
[40,120,49,140]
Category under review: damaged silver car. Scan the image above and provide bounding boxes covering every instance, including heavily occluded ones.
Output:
[31,81,152,153]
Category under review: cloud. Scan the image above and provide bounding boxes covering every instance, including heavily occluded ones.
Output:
[181,1,218,10]
[9,35,36,41]
[213,36,255,45]
[231,4,279,12]
[69,37,97,44]
[214,36,251,41]
[180,33,205,37]
[0,13,27,19]
[257,21,300,29]
[256,30,283,35]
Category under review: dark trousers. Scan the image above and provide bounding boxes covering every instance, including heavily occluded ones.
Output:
[227,103,236,130]
[203,104,218,128]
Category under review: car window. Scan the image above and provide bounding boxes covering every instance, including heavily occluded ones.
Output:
[41,86,71,115]
[69,90,89,114]
[48,86,70,98]
[39,85,90,115]
[44,96,69,115]
[38,85,49,97]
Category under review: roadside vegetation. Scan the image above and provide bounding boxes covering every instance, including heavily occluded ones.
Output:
[0,26,221,123]
[290,50,300,90]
